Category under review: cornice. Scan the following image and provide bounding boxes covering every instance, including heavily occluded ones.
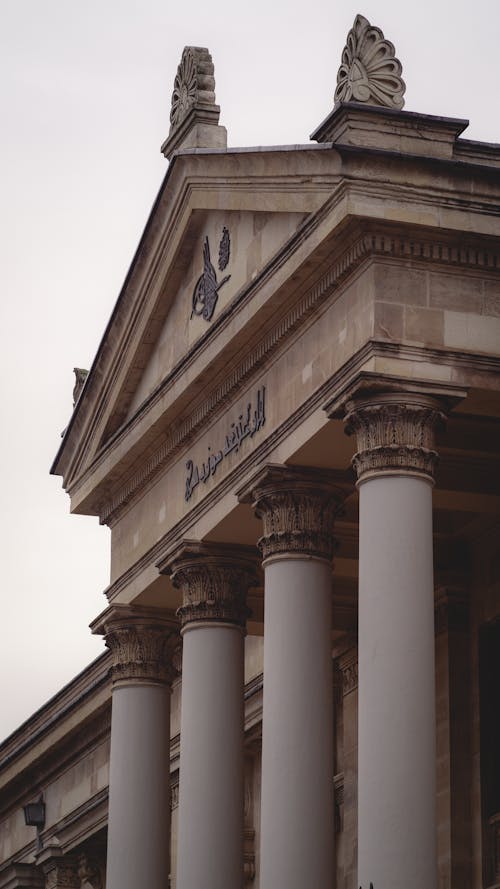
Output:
[92,229,500,527]
[0,707,111,821]
[0,654,111,775]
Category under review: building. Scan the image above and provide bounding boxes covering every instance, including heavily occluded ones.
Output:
[1,14,499,889]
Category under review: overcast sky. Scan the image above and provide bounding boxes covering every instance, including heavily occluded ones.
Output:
[1,0,498,740]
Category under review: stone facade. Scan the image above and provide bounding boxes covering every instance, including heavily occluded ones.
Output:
[1,18,499,889]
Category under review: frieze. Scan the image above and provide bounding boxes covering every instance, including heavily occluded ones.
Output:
[185,387,265,501]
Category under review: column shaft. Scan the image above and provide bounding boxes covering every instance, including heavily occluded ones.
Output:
[260,556,334,889]
[107,683,171,889]
[357,474,436,889]
[177,624,244,888]
[337,389,451,889]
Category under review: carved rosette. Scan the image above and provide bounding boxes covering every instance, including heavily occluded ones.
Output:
[335,14,405,109]
[161,543,259,631]
[92,606,180,686]
[169,46,216,129]
[344,394,446,484]
[239,466,348,562]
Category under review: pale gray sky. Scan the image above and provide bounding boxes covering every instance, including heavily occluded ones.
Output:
[1,0,498,740]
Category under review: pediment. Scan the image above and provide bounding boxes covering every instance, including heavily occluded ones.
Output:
[51,143,351,505]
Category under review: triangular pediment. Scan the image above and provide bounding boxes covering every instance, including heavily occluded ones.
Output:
[52,144,340,504]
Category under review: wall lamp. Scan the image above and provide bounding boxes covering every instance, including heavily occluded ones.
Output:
[23,797,45,829]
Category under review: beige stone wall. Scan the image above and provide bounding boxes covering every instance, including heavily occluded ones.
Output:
[373,261,500,354]
[0,736,110,866]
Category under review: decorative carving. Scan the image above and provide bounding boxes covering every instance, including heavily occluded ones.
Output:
[92,606,179,686]
[239,466,347,562]
[73,368,88,407]
[162,46,225,159]
[244,827,256,884]
[160,543,259,630]
[218,226,230,271]
[338,649,358,695]
[171,777,179,811]
[344,394,446,483]
[77,854,102,889]
[170,47,216,130]
[185,387,265,501]
[191,231,231,322]
[335,14,405,109]
[334,772,344,833]
[43,862,79,889]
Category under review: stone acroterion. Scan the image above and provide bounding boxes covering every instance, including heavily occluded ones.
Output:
[335,14,405,109]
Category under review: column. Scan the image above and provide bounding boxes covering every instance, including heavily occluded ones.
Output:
[160,542,258,889]
[343,390,447,889]
[338,646,359,889]
[91,605,179,889]
[239,466,347,889]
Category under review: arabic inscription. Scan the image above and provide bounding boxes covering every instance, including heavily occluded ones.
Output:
[185,387,266,501]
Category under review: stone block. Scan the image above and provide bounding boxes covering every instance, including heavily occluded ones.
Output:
[374,301,404,340]
[405,306,444,345]
[374,263,427,305]
[429,271,483,312]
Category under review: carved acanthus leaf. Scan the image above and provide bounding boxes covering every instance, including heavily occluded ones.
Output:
[335,14,405,109]
[163,543,259,629]
[344,395,446,483]
[92,607,180,686]
[240,466,347,562]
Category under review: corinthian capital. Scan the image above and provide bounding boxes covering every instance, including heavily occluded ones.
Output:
[343,392,446,484]
[91,605,180,686]
[159,542,259,631]
[238,465,349,562]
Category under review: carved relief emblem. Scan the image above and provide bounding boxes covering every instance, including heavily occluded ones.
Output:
[335,14,405,109]
[170,48,198,128]
[191,228,231,321]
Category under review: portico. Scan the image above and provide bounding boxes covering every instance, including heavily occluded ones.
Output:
[30,13,500,889]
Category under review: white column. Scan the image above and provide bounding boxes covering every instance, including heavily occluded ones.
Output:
[163,543,258,889]
[91,606,179,889]
[239,466,347,889]
[344,392,446,889]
